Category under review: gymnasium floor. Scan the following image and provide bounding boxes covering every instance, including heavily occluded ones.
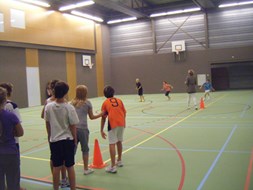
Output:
[19,90,253,190]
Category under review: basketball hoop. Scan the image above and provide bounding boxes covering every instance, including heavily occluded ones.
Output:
[176,50,180,55]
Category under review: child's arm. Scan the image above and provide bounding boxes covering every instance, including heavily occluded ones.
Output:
[88,108,104,120]
[69,124,77,145]
[14,123,24,137]
[45,121,51,142]
[100,116,107,139]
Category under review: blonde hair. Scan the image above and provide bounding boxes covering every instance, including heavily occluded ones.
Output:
[71,85,88,107]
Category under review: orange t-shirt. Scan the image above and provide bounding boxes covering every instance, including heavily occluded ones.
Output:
[163,83,171,91]
[101,97,126,130]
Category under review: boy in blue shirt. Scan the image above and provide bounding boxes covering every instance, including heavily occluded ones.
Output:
[200,79,215,101]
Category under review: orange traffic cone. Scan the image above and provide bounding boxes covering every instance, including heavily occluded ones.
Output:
[200,97,205,109]
[89,139,107,169]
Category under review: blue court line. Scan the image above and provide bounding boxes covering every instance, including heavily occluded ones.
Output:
[197,125,237,190]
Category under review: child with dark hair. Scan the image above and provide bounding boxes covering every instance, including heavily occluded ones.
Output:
[0,87,24,190]
[100,86,126,173]
[161,81,173,100]
[0,83,22,146]
[200,79,215,101]
[0,82,26,190]
[45,81,79,190]
[41,79,69,188]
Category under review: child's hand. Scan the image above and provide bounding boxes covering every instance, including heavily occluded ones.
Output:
[101,131,107,139]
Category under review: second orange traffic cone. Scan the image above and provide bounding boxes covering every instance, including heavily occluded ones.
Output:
[200,97,205,109]
[89,139,107,169]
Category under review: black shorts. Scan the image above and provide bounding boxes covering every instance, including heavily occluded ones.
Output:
[50,140,75,168]
[165,91,170,96]
[138,89,143,96]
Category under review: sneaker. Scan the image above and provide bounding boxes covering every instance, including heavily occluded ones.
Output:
[116,161,123,167]
[105,166,117,173]
[60,178,70,188]
[84,168,94,175]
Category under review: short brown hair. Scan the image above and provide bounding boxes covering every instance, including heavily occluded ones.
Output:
[0,83,13,97]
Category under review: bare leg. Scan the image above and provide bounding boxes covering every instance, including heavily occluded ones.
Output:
[61,166,67,180]
[109,144,116,167]
[67,166,76,190]
[116,141,122,162]
[83,153,89,170]
[53,166,62,190]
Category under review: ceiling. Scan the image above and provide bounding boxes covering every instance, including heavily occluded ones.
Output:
[46,0,248,23]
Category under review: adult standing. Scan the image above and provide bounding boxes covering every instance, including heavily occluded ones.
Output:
[185,69,198,110]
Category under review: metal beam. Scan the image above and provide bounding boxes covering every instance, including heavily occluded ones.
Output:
[93,0,147,18]
[192,0,216,9]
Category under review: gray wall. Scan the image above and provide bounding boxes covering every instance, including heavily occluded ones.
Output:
[0,46,28,108]
[76,53,98,98]
[108,6,253,94]
[110,46,253,94]
[39,50,67,103]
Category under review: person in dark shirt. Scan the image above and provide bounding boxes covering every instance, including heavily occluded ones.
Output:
[185,69,198,110]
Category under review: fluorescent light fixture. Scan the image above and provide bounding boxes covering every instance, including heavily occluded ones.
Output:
[150,7,201,18]
[71,10,103,22]
[219,1,253,8]
[107,17,137,24]
[59,1,94,11]
[19,0,50,7]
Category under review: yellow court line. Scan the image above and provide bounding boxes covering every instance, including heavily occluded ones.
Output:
[20,94,227,163]
[21,155,50,162]
[104,94,228,163]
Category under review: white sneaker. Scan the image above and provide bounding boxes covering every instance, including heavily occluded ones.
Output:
[60,178,70,188]
[116,161,123,167]
[105,166,117,173]
[84,168,94,175]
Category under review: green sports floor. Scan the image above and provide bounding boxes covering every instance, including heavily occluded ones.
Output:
[19,90,253,190]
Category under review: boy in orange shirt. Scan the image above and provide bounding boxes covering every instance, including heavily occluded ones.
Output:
[100,86,126,173]
[161,81,173,100]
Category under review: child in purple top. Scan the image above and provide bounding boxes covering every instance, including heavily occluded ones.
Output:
[0,87,24,190]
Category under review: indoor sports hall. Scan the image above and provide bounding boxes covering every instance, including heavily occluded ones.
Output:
[0,0,253,190]
[19,91,253,190]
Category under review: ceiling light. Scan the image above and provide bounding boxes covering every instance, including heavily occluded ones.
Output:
[219,1,253,8]
[150,7,201,18]
[59,1,94,11]
[71,10,103,22]
[107,17,137,24]
[19,0,50,8]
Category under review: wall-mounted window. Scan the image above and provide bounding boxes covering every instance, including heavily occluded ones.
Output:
[10,9,25,29]
[0,13,4,32]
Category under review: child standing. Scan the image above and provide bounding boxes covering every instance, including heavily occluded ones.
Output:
[100,86,126,173]
[41,79,69,188]
[0,82,26,190]
[161,81,173,100]
[70,85,104,175]
[0,87,24,190]
[45,81,79,190]
[135,78,145,102]
[200,79,215,101]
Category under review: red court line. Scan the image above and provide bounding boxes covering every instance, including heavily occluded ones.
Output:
[244,147,253,190]
[20,141,48,154]
[132,127,186,190]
